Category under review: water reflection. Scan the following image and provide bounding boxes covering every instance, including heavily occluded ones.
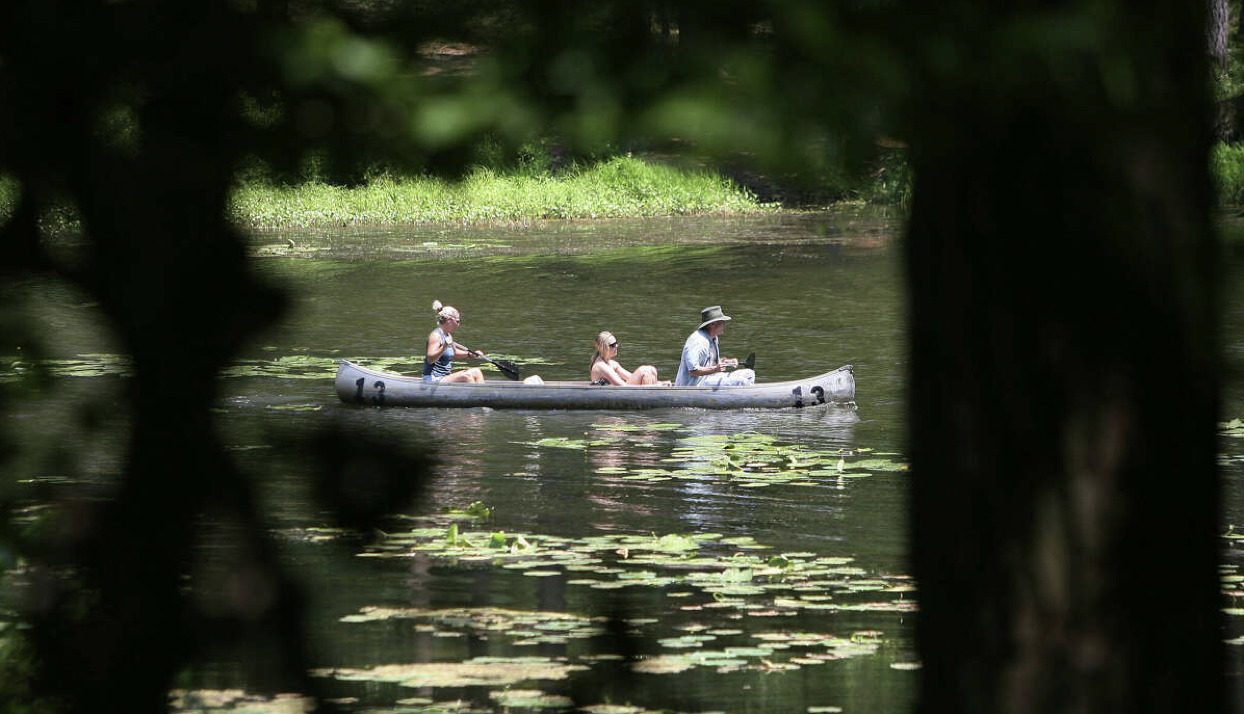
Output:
[675,404,861,444]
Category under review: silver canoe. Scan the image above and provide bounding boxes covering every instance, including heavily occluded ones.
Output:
[335,360,855,410]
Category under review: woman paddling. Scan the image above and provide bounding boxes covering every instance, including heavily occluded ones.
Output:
[423,300,486,383]
[590,331,670,386]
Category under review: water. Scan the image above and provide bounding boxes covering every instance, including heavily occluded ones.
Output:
[9,210,1244,712]
[229,213,916,712]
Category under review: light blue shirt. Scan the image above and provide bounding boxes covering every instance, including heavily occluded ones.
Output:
[675,328,719,386]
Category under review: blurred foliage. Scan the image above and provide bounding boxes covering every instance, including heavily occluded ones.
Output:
[0,626,65,714]
[0,1,1218,714]
[194,0,908,188]
[1213,142,1244,204]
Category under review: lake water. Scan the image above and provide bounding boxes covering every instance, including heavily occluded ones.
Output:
[7,210,1244,713]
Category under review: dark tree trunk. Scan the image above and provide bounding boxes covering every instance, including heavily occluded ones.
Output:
[904,2,1222,714]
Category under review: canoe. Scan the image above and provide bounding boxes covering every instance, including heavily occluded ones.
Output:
[335,360,855,410]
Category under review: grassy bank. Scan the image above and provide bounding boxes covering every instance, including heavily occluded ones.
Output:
[0,155,769,234]
[229,155,767,230]
[10,144,1244,234]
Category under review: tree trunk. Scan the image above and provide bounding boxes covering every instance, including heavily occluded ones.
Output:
[904,2,1223,714]
[1209,0,1229,70]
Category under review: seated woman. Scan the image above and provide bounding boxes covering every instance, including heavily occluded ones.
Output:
[590,331,670,386]
[423,300,485,383]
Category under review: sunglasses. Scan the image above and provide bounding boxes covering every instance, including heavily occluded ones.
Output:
[608,341,618,348]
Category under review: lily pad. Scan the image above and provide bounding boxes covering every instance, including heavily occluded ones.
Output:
[318,657,588,688]
[265,404,323,412]
[489,690,574,708]
[169,690,315,714]
[528,437,592,449]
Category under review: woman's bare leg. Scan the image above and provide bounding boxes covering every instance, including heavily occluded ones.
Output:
[442,367,485,383]
[629,365,659,385]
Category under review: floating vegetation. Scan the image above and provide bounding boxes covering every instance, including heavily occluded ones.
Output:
[392,700,492,714]
[630,638,873,674]
[339,607,606,645]
[360,520,916,609]
[1219,560,1244,629]
[218,354,343,380]
[266,403,323,412]
[168,689,314,714]
[539,427,909,489]
[488,689,575,708]
[313,657,589,688]
[279,526,353,544]
[1,354,134,382]
[216,354,552,382]
[440,501,493,520]
[297,421,914,705]
[580,706,656,714]
[526,437,598,450]
[251,242,330,257]
[336,512,917,683]
[1221,418,1244,437]
[670,431,903,486]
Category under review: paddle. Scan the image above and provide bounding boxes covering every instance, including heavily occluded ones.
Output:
[457,346,522,381]
[399,351,523,381]
[722,352,756,371]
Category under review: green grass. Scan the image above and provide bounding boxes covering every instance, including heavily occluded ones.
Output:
[228,155,768,229]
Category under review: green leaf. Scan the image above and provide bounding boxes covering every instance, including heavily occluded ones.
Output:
[465,501,492,518]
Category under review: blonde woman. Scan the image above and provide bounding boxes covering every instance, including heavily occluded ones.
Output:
[423,300,486,383]
[590,331,669,386]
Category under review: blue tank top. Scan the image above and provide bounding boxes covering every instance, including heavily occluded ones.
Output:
[422,327,454,381]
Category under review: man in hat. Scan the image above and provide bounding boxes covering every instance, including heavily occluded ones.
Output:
[674,306,756,387]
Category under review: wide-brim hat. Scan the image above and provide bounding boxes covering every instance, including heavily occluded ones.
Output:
[698,305,732,330]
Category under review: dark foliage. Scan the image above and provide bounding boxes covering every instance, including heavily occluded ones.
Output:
[0,1,1224,714]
